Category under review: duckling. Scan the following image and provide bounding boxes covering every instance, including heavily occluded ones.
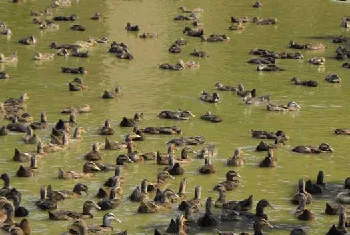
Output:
[178,185,202,211]
[36,186,57,210]
[200,91,220,103]
[48,200,100,220]
[83,143,103,161]
[159,60,185,70]
[30,112,48,130]
[58,167,96,179]
[257,64,285,71]
[130,179,149,202]
[16,155,38,177]
[267,101,300,111]
[158,109,195,120]
[183,27,204,37]
[201,34,230,42]
[200,111,222,123]
[61,67,87,74]
[69,77,87,91]
[305,170,325,194]
[291,178,313,205]
[125,22,139,31]
[34,52,54,60]
[308,56,325,65]
[190,49,209,58]
[0,71,9,79]
[213,170,241,191]
[147,171,175,192]
[197,197,218,227]
[6,117,28,133]
[120,113,144,127]
[91,13,102,20]
[294,193,315,221]
[6,194,29,217]
[227,148,245,166]
[99,119,114,135]
[290,77,318,87]
[97,188,121,210]
[326,74,341,83]
[326,206,347,235]
[199,157,216,174]
[18,36,36,45]
[259,149,277,167]
[70,24,86,31]
[292,143,334,154]
[53,14,78,21]
[0,53,18,63]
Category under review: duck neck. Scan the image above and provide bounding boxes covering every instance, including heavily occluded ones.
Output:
[317,171,324,185]
[82,205,93,217]
[109,188,116,199]
[338,207,347,230]
[26,127,33,136]
[127,143,133,154]
[58,168,64,179]
[30,156,38,169]
[2,174,10,189]
[37,142,44,154]
[4,203,15,224]
[20,219,31,234]
[168,154,174,166]
[205,197,213,214]
[141,180,148,194]
[40,186,46,200]
[41,113,47,123]
[194,186,201,199]
[102,215,113,228]
[11,195,20,209]
[69,113,76,123]
[218,190,226,202]
[62,133,69,146]
[105,120,111,128]
[256,203,265,217]
[115,166,121,177]
[73,128,80,138]
[181,148,188,159]
[93,143,99,152]
[47,185,53,199]
[178,179,186,195]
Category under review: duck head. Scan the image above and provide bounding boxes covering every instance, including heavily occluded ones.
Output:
[83,162,101,173]
[73,127,86,138]
[157,171,175,181]
[69,219,88,234]
[73,183,88,195]
[254,219,273,234]
[82,200,101,217]
[287,101,300,109]
[102,213,121,228]
[226,170,241,181]
[318,143,333,152]
[177,60,185,69]
[1,173,10,188]
[178,177,187,195]
[181,110,195,118]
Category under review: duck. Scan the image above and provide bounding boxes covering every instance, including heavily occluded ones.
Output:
[214,187,226,208]
[176,146,195,163]
[91,12,102,20]
[259,149,277,167]
[159,60,185,71]
[165,215,187,235]
[308,57,325,65]
[48,200,101,220]
[190,49,209,58]
[12,148,32,162]
[267,101,300,111]
[22,126,41,144]
[97,188,121,210]
[139,32,158,38]
[11,113,33,123]
[176,178,187,201]
[29,112,48,130]
[291,178,313,205]
[178,185,202,211]
[72,127,86,140]
[167,135,205,146]
[164,155,185,175]
[141,126,182,135]
[61,105,91,114]
[6,117,28,133]
[222,193,253,212]
[18,36,36,45]
[125,22,139,31]
[290,77,318,87]
[247,57,275,65]
[213,170,241,191]
[83,143,103,161]
[85,213,121,233]
[179,6,203,13]
[99,119,114,135]
[130,179,149,202]
[43,134,70,153]
[0,125,8,135]
[305,170,325,194]
[48,183,88,201]
[227,148,245,166]
[168,44,182,53]
[257,64,285,71]
[326,206,347,235]
[200,111,222,123]
[197,197,218,227]
[39,21,59,30]
[103,165,123,187]
[120,113,144,127]
[228,22,245,30]
[70,24,86,31]
[61,67,87,75]
[4,93,29,106]
[147,171,175,192]
[325,74,341,83]
[157,146,176,165]
[199,157,216,174]
[0,53,18,63]
[214,82,237,91]
[253,1,263,7]
[230,199,274,222]
[201,34,230,42]
[53,14,78,21]
[294,193,315,221]
[71,49,89,58]
[0,71,10,79]
[292,143,334,153]
[36,186,57,210]
[290,228,308,235]
[335,128,350,135]
[104,138,128,150]
[34,52,54,60]
[158,109,195,120]
[16,155,38,177]
[183,27,204,37]
[174,37,187,45]
[195,144,216,159]
[251,129,288,140]
[0,197,25,230]
[200,91,220,103]
[255,17,279,25]
[58,167,96,179]
[336,190,350,204]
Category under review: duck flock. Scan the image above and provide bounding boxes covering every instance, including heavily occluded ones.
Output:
[0,0,350,234]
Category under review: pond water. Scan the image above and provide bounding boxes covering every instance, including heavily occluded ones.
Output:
[0,0,350,234]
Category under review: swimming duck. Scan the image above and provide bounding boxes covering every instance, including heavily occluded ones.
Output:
[257,64,285,71]
[200,111,222,123]
[83,143,103,161]
[214,82,237,91]
[53,14,78,21]
[71,48,89,58]
[294,193,315,221]
[48,200,100,220]
[255,17,279,25]
[39,21,59,30]
[232,199,274,222]
[0,174,21,199]
[61,67,87,74]
[179,6,203,13]
[291,77,318,87]
[50,42,80,50]
[255,137,285,152]
[267,101,300,111]
[6,193,29,217]
[58,167,96,179]
[120,113,144,127]
[305,170,325,195]
[36,186,57,210]
[290,228,308,235]
[253,1,263,7]
[141,126,182,135]
[183,27,204,37]
[147,171,175,192]
[97,188,121,210]
[159,60,185,70]
[22,126,41,144]
[130,179,149,202]
[308,57,325,65]
[251,130,288,140]
[190,49,209,58]
[29,112,48,130]
[168,44,182,53]
[12,148,32,162]
[139,32,158,38]
[199,157,216,174]
[11,113,33,123]
[197,197,218,227]
[48,183,88,202]
[175,37,187,46]
[167,135,205,146]
[0,53,18,63]
[164,155,185,176]
[213,170,241,191]
[34,52,54,60]
[43,134,70,153]
[70,24,86,31]
[291,178,313,205]
[259,149,277,167]
[99,119,114,135]
[201,34,230,42]
[18,36,36,45]
[72,127,86,140]
[176,146,195,163]
[200,91,220,103]
[227,148,245,166]
[0,71,9,79]
[102,90,115,99]
[125,22,139,31]
[6,118,27,133]
[91,12,101,20]
[195,144,216,159]
[0,197,21,229]
[158,109,195,120]
[174,14,198,21]
[292,143,334,153]
[335,128,350,135]
[16,155,38,177]
[104,138,127,151]
[137,189,178,213]
[229,22,245,30]
[336,190,350,205]
[326,206,347,235]
[69,77,87,91]
[325,74,341,83]
[61,105,90,114]
[165,215,188,234]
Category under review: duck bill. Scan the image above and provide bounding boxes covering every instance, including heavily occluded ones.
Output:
[169,175,175,179]
[266,221,273,228]
[116,218,122,223]
[92,202,101,210]
[329,148,334,152]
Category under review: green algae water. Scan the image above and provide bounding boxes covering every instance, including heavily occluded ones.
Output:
[1,0,350,234]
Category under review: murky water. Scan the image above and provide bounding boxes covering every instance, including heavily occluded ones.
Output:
[0,0,350,234]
